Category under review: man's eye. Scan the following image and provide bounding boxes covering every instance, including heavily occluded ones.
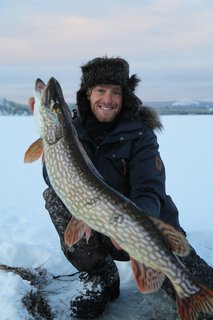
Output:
[96,89,105,94]
[113,90,122,96]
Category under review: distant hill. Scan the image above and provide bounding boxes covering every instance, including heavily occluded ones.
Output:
[0,98,31,116]
[146,100,213,115]
[0,98,76,116]
[1,97,213,116]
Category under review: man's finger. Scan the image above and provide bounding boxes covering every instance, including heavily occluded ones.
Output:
[28,97,35,113]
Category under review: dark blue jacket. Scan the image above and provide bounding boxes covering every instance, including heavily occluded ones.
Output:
[43,108,183,232]
[72,111,182,231]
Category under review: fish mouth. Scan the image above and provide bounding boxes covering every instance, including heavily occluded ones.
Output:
[40,77,61,109]
[35,78,46,92]
[42,77,73,128]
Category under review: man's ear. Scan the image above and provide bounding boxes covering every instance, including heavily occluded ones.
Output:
[86,88,92,100]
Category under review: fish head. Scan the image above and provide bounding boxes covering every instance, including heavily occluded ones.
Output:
[35,77,70,145]
[33,78,45,134]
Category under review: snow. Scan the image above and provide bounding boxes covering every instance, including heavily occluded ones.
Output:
[0,115,212,319]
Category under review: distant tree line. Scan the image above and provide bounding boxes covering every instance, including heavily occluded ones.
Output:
[1,98,213,116]
[0,99,30,116]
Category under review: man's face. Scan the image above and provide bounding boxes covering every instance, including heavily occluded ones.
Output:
[88,84,122,122]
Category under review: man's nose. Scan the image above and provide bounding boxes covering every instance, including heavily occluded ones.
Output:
[103,92,113,104]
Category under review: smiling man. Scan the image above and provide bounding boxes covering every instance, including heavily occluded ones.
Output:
[42,56,213,319]
[88,84,122,122]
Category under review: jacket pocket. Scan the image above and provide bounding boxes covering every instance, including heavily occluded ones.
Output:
[104,142,131,176]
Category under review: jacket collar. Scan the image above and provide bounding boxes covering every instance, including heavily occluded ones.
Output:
[73,106,162,143]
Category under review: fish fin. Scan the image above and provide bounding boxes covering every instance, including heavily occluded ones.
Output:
[150,217,190,257]
[84,225,92,243]
[64,217,92,246]
[24,138,43,163]
[130,258,165,293]
[111,239,123,250]
[177,283,213,320]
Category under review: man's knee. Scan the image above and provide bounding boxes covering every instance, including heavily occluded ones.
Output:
[61,232,109,272]
[43,187,71,240]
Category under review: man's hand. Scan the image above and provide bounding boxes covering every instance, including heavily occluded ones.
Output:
[28,97,35,113]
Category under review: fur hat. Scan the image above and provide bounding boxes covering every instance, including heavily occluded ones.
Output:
[76,56,143,122]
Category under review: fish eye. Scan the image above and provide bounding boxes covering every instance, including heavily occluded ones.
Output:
[51,102,61,113]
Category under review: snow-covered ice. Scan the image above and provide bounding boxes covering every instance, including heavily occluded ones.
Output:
[0,115,212,319]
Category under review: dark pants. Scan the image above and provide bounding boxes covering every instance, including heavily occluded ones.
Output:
[43,187,129,273]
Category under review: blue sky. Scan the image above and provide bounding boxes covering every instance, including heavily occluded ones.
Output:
[0,0,213,103]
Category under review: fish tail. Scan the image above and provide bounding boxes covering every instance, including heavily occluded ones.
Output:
[177,283,213,320]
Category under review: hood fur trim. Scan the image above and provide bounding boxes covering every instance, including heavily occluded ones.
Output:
[138,106,163,132]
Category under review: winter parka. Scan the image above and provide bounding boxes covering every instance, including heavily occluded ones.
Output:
[71,107,182,232]
[43,106,182,232]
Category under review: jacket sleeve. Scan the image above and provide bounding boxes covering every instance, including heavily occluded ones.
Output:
[128,124,166,218]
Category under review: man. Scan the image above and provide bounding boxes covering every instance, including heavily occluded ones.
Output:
[38,57,212,319]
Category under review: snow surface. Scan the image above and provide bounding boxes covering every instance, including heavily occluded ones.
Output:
[0,115,212,319]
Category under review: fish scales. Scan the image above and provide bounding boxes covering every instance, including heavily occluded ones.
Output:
[34,77,213,320]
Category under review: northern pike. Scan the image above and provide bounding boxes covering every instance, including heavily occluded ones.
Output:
[26,77,213,320]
